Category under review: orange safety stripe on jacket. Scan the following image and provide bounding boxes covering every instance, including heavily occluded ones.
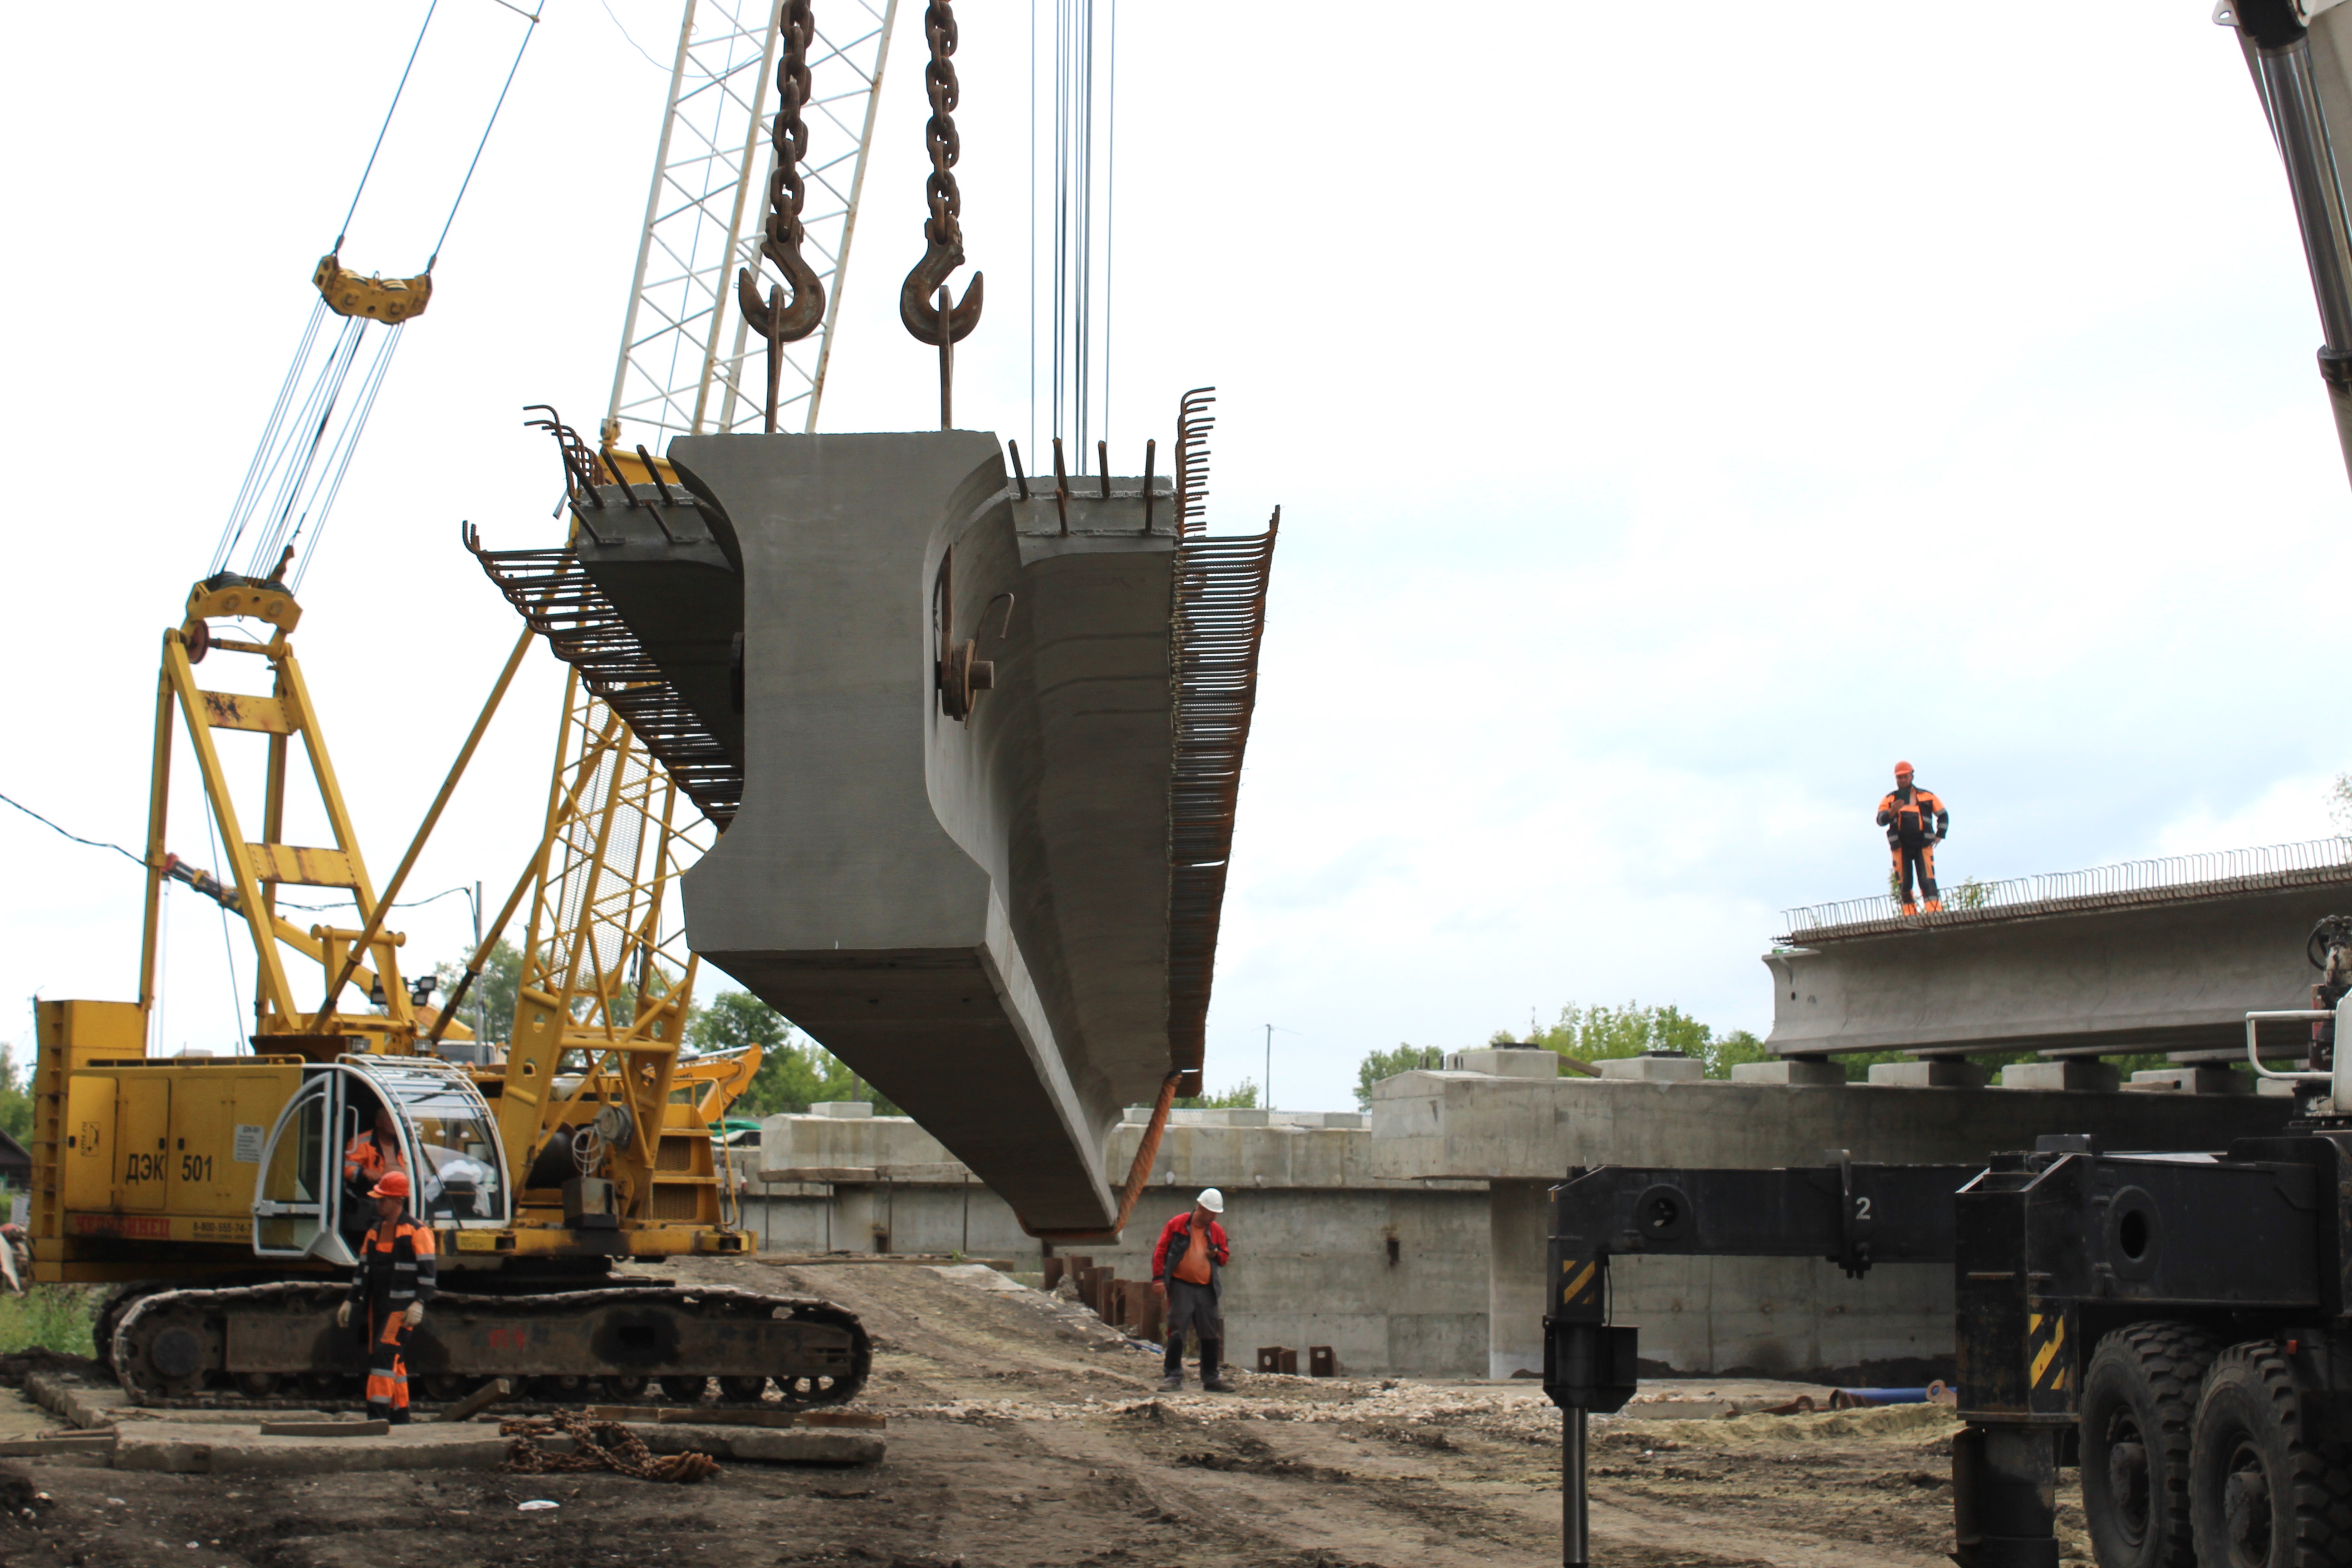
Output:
[1875,787,1948,848]
[342,1132,407,1186]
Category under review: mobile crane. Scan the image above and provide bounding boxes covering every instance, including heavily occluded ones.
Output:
[25,0,898,1405]
[1537,5,2352,1566]
[35,564,866,1406]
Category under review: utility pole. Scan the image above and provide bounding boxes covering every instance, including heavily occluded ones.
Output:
[1264,1023,1272,1110]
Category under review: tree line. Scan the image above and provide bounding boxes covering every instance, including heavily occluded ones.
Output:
[1353,1001,1770,1109]
[431,940,894,1119]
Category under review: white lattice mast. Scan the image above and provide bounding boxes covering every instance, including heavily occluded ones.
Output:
[604,0,899,446]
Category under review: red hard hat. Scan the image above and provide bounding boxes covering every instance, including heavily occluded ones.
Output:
[1894,760,1914,776]
[369,1169,411,1200]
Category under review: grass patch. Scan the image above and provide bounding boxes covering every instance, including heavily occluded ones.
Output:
[0,1287,97,1357]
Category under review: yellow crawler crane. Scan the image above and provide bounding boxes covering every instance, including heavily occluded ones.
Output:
[38,573,867,1408]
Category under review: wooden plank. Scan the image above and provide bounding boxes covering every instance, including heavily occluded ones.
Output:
[751,1253,1015,1269]
[0,1433,118,1458]
[258,1420,390,1437]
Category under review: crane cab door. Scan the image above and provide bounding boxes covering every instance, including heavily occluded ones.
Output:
[61,1077,114,1213]
[250,1073,350,1264]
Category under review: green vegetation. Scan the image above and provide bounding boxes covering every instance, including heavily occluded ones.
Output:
[686,991,899,1116]
[432,938,523,1044]
[1508,1001,1770,1079]
[0,1287,96,1357]
[1356,1002,1773,1106]
[1176,1079,1259,1110]
[418,951,906,1118]
[0,1044,32,1145]
[1354,1045,1444,1110]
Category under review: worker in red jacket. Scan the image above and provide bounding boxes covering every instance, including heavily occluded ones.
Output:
[1152,1189,1230,1392]
[1876,761,1950,915]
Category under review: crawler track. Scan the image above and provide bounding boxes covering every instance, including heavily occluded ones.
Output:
[106,1279,870,1410]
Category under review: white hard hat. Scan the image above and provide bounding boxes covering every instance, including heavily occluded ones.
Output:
[1197,1188,1225,1214]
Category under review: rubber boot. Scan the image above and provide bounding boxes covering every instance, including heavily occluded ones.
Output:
[1161,1334,1184,1392]
[1200,1338,1230,1392]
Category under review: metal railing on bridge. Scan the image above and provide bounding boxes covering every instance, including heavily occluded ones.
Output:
[1779,837,2352,943]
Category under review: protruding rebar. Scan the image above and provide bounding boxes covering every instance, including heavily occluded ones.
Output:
[637,445,679,507]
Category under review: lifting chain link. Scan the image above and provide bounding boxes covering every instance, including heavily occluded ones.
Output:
[501,1412,722,1483]
[900,0,983,358]
[737,0,827,434]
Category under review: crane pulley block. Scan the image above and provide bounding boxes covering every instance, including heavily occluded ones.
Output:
[311,254,431,323]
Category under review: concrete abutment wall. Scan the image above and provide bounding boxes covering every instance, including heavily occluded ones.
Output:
[753,1068,2284,1379]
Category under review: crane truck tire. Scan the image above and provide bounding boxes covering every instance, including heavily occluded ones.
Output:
[2079,1321,2221,1568]
[105,1280,870,1411]
[2187,1340,2352,1568]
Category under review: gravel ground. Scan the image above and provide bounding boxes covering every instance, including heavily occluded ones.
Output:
[0,1259,2094,1568]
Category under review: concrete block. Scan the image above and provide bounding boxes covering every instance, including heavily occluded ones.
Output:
[112,1423,517,1475]
[2258,1076,2301,1097]
[809,1102,874,1119]
[1443,1048,1559,1079]
[1866,1059,1988,1088]
[1194,1109,1271,1127]
[1595,1054,1705,1083]
[670,431,1230,1234]
[2126,1067,2250,1095]
[1731,1059,1846,1086]
[1999,1061,2120,1093]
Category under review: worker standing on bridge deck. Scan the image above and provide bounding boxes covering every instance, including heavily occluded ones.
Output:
[336,1170,434,1424]
[1152,1189,1231,1393]
[1876,762,1949,915]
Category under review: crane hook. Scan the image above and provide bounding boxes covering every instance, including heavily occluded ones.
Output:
[739,0,827,431]
[901,0,981,427]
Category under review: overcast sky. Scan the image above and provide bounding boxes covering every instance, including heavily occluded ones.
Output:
[4,4,2348,1115]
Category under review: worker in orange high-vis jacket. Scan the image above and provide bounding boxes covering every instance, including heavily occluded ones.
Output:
[341,1103,407,1192]
[336,1169,435,1425]
[1876,761,1950,914]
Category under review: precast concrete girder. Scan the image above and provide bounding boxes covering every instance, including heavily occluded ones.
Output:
[1764,880,2352,1059]
[607,431,1267,1233]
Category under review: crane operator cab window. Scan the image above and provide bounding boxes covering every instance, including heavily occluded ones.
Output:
[400,1086,504,1225]
[255,1063,510,1263]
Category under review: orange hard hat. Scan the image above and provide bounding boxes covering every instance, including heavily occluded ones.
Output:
[1894,760,1914,776]
[369,1170,411,1200]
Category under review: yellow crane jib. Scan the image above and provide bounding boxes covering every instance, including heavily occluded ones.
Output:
[311,254,432,323]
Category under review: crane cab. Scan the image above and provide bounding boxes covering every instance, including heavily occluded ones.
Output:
[253,1056,510,1264]
[37,1001,510,1284]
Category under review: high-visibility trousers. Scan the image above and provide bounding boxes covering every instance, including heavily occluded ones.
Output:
[1892,841,1940,913]
[365,1309,412,1425]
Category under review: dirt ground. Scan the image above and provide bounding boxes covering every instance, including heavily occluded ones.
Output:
[0,1258,2099,1568]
